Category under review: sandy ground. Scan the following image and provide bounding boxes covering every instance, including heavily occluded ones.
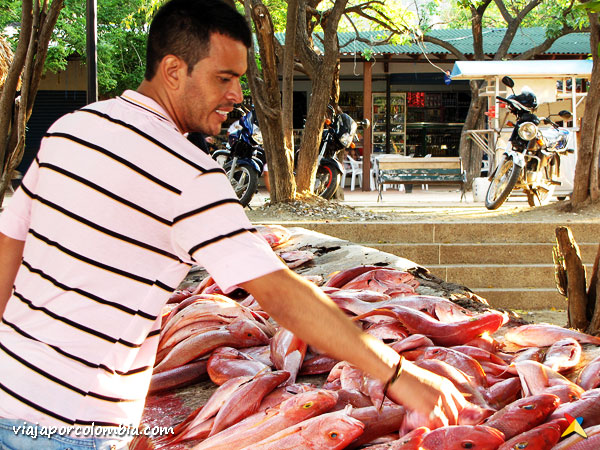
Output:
[245,188,600,224]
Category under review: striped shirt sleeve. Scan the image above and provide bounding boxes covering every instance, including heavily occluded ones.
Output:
[0,159,40,241]
[171,170,286,293]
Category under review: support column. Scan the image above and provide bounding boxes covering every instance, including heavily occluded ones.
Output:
[363,60,373,191]
[86,0,98,104]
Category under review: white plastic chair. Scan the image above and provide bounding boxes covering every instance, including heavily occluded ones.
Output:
[345,155,375,191]
[422,154,432,190]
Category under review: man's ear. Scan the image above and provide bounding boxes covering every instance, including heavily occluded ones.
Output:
[159,55,188,91]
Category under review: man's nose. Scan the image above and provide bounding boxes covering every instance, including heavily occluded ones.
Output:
[229,80,243,104]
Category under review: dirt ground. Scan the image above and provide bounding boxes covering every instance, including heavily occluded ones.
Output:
[245,193,600,224]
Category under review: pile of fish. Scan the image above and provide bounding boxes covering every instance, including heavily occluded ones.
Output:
[135,225,600,450]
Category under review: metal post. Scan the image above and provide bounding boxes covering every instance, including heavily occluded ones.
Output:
[385,74,391,154]
[86,0,98,104]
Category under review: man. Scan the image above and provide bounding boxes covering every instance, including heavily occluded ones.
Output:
[0,1,465,448]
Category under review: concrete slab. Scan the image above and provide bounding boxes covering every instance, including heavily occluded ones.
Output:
[441,264,594,289]
[438,242,599,265]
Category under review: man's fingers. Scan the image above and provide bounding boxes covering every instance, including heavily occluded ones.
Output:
[443,396,460,425]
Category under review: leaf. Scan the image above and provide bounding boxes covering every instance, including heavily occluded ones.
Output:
[576,0,600,11]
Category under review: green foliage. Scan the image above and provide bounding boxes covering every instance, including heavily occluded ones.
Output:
[577,0,600,12]
[1,0,158,97]
[438,0,588,32]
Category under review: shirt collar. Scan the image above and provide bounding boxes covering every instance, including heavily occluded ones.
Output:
[119,90,180,132]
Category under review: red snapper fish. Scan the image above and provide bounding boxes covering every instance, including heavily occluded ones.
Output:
[483,394,560,440]
[542,338,582,372]
[325,265,394,288]
[346,404,406,449]
[238,411,365,450]
[270,327,307,385]
[419,346,488,387]
[255,224,292,248]
[209,370,291,436]
[503,324,600,347]
[154,318,270,373]
[360,427,428,449]
[548,388,600,428]
[420,425,505,450]
[576,353,600,390]
[340,269,419,295]
[355,305,507,347]
[514,360,582,398]
[207,346,270,385]
[277,250,315,268]
[191,389,338,450]
[496,417,568,450]
[551,424,600,450]
[415,359,489,408]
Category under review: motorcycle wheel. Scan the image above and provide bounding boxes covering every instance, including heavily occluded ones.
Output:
[526,185,555,207]
[485,158,521,210]
[315,161,341,200]
[223,161,259,207]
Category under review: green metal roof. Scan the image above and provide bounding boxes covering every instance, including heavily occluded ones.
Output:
[276,27,590,56]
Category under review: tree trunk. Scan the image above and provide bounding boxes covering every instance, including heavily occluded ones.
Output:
[295,73,333,193]
[555,227,589,331]
[459,80,486,189]
[281,0,298,153]
[587,243,600,332]
[0,0,64,209]
[572,12,600,207]
[246,1,295,203]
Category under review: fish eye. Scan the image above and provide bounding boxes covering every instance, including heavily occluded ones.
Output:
[570,394,578,401]
[247,333,253,337]
[302,401,314,409]
[516,443,529,449]
[462,442,474,449]
[521,404,536,410]
[329,431,339,439]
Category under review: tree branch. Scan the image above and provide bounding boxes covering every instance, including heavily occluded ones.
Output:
[516,26,578,60]
[421,35,468,61]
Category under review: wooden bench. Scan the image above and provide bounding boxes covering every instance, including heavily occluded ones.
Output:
[375,156,466,201]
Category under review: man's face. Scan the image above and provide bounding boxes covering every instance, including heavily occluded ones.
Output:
[178,33,247,135]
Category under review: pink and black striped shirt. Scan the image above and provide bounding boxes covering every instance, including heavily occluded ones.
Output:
[0,90,285,430]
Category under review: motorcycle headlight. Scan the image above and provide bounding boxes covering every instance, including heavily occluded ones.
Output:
[339,132,353,148]
[518,122,538,141]
[252,129,263,145]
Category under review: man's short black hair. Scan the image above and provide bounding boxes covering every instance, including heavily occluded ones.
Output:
[144,0,252,80]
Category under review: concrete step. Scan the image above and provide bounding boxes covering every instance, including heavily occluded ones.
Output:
[370,242,599,266]
[295,222,600,245]
[427,263,593,290]
[472,288,566,310]
[291,221,598,310]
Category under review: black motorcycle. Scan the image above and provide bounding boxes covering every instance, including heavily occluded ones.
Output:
[296,106,369,199]
[212,106,265,207]
[485,76,574,210]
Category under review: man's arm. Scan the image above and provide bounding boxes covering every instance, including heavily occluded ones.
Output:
[241,268,465,425]
[241,267,400,383]
[0,232,25,318]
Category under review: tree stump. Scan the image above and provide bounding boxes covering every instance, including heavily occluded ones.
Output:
[555,226,588,331]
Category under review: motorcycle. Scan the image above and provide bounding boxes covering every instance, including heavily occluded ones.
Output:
[485,76,574,210]
[212,106,265,207]
[296,105,369,199]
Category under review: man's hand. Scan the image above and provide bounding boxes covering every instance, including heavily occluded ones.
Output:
[387,358,466,427]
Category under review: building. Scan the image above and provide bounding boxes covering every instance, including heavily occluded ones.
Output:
[22,27,591,177]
